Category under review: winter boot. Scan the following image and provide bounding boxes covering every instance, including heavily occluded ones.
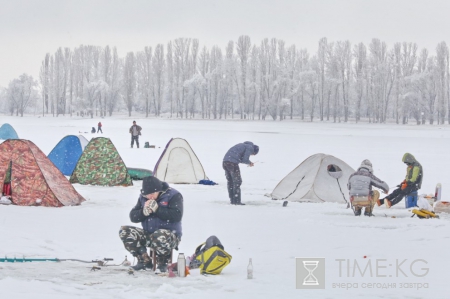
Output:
[156,263,168,273]
[131,249,152,271]
[234,190,245,205]
[354,207,362,216]
[156,255,170,273]
[364,205,373,216]
[385,199,392,208]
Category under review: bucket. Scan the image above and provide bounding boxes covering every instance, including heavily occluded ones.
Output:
[405,191,418,208]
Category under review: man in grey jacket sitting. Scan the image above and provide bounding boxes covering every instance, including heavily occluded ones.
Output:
[223,141,259,205]
[348,159,389,216]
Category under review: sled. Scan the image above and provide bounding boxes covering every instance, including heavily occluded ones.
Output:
[411,209,439,219]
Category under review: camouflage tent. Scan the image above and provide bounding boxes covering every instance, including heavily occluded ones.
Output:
[0,139,85,207]
[70,137,132,186]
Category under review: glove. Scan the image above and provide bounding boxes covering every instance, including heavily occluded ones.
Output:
[143,200,158,216]
[401,182,408,190]
[397,180,406,188]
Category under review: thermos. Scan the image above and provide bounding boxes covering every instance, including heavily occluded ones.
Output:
[177,253,186,277]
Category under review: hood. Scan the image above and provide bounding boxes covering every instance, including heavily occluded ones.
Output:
[402,153,417,164]
[358,159,373,173]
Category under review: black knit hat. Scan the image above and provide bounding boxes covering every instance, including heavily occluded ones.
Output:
[141,176,163,195]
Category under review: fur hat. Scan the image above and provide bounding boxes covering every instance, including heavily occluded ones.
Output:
[141,176,163,195]
[253,145,259,155]
[359,159,373,173]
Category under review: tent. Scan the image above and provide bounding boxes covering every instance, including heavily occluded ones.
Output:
[268,153,355,203]
[70,137,132,186]
[48,135,89,176]
[153,138,208,184]
[127,167,153,180]
[0,123,19,140]
[0,139,85,207]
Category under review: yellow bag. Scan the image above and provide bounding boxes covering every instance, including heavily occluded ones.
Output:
[191,236,232,275]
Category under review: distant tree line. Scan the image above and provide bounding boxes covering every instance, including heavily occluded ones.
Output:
[1,36,450,124]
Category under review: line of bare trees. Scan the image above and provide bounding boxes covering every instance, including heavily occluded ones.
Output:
[1,36,450,124]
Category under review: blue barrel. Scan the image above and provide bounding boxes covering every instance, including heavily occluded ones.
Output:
[405,191,418,208]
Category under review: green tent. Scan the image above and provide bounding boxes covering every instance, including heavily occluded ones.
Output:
[127,167,153,180]
[70,137,132,186]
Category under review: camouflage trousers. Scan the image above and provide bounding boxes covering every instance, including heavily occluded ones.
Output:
[119,226,179,264]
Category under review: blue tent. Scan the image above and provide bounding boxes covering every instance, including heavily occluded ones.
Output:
[0,123,19,140]
[48,135,89,176]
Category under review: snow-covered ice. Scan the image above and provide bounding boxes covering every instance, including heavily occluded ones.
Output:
[0,115,449,298]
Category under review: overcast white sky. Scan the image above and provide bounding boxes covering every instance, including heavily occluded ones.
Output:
[1,0,449,87]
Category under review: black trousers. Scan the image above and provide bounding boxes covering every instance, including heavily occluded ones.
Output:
[381,184,418,207]
[223,161,242,204]
[97,127,103,133]
[131,135,139,148]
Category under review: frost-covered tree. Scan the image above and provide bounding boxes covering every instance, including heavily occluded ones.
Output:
[123,52,136,116]
[152,44,165,116]
[353,43,367,123]
[136,46,152,117]
[7,74,39,117]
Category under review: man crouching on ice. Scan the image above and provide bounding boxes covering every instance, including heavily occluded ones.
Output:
[119,176,183,272]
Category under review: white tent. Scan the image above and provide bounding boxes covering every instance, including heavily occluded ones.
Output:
[268,153,355,203]
[153,138,208,184]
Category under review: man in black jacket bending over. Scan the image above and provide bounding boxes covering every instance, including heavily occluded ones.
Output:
[119,176,183,272]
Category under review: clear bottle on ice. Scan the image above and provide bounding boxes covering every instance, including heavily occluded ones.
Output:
[247,258,253,279]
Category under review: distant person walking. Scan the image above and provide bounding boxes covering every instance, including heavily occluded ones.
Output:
[129,120,142,148]
[223,141,259,205]
[97,122,103,133]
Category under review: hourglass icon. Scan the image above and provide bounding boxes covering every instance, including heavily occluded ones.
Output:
[302,261,319,285]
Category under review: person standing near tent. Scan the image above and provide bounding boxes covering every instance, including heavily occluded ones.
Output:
[348,159,389,216]
[119,176,183,272]
[378,153,423,208]
[129,120,142,148]
[97,122,103,133]
[223,141,259,205]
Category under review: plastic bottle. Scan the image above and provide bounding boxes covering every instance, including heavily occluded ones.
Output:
[177,253,186,277]
[247,258,253,279]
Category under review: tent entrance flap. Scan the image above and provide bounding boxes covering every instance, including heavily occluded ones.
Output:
[1,161,12,196]
[327,164,343,179]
